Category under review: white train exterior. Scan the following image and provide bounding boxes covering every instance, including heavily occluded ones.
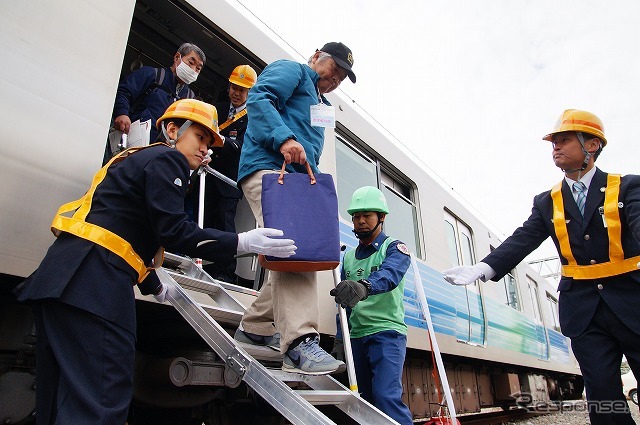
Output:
[0,0,582,423]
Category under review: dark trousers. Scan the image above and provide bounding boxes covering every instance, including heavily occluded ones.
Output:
[571,300,640,425]
[351,330,413,425]
[34,301,135,425]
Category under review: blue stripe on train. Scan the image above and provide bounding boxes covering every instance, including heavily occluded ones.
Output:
[338,221,570,363]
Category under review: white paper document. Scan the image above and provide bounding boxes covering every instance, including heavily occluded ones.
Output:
[108,119,152,154]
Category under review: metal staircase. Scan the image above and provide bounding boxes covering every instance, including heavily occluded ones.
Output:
[156,252,399,425]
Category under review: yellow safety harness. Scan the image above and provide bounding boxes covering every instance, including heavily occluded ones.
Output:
[50,144,167,284]
[551,174,640,279]
[218,109,247,131]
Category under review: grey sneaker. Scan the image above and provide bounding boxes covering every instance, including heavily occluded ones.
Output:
[283,336,346,375]
[234,329,282,361]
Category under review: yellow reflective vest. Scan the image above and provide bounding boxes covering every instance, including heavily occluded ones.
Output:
[551,174,640,279]
[50,144,165,284]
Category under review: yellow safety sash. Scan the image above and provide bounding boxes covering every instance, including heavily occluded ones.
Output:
[50,143,167,284]
[551,174,640,279]
[218,109,247,131]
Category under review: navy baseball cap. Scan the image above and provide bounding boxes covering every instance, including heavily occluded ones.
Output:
[318,42,356,83]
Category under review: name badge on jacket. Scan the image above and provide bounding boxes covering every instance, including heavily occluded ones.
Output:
[310,104,335,128]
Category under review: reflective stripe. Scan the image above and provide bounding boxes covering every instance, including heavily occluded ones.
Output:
[218,109,247,131]
[561,258,640,279]
[604,175,623,261]
[550,182,576,266]
[51,144,166,283]
[551,174,640,279]
[561,118,603,132]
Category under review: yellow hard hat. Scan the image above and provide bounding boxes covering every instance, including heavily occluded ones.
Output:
[229,65,257,89]
[543,109,607,146]
[156,99,224,147]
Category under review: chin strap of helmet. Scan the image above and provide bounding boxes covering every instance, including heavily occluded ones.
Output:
[160,120,193,147]
[562,132,592,175]
[352,217,383,240]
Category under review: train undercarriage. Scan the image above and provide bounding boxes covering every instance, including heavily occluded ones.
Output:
[1,279,583,425]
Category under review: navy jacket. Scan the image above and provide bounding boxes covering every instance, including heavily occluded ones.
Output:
[112,66,194,142]
[482,168,640,338]
[17,145,238,335]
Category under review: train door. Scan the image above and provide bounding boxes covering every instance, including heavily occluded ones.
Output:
[444,211,486,346]
[118,0,265,285]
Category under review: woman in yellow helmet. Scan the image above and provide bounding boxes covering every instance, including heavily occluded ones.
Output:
[16,99,295,425]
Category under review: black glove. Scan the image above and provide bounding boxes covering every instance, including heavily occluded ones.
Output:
[331,338,345,362]
[330,279,369,308]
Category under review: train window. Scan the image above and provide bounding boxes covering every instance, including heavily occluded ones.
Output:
[501,271,520,310]
[526,276,543,323]
[335,137,421,257]
[545,293,561,332]
[443,211,476,276]
[482,269,520,309]
[480,245,521,310]
[444,220,460,266]
[381,184,421,256]
[381,171,411,199]
[460,232,474,266]
[335,138,377,220]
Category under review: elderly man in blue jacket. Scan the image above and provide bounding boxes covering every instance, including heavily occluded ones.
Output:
[233,42,356,375]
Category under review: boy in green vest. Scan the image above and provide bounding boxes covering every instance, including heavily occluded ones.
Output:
[330,186,413,425]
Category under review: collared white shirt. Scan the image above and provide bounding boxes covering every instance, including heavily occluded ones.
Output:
[228,103,247,119]
[565,166,597,203]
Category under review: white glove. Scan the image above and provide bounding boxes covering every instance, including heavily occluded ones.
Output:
[237,228,296,258]
[154,283,168,303]
[442,265,484,286]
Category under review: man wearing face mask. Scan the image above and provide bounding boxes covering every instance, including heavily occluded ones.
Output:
[104,42,205,163]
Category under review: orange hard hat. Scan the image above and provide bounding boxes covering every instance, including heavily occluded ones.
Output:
[228,65,257,88]
[156,99,223,147]
[543,109,607,146]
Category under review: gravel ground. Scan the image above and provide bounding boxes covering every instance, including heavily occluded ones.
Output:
[505,403,640,424]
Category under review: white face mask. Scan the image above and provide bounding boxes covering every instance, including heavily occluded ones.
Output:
[176,58,199,85]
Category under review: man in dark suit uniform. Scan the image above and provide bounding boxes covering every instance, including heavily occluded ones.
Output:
[442,109,640,425]
[194,65,258,283]
[15,99,295,425]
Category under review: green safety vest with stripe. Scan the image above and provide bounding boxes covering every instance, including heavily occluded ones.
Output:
[343,237,407,339]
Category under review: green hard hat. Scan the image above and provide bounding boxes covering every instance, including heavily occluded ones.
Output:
[347,186,389,215]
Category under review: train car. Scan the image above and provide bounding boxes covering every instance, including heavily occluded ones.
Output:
[0,0,583,423]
